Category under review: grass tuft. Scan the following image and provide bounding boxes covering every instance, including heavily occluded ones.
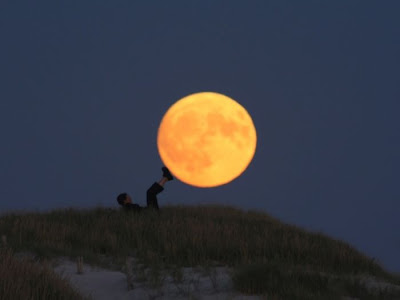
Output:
[0,247,86,300]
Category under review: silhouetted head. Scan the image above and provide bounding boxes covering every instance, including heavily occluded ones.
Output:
[117,193,132,206]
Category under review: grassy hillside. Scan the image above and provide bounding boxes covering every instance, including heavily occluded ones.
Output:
[1,205,399,299]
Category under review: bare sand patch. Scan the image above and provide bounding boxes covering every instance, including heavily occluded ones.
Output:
[53,258,262,300]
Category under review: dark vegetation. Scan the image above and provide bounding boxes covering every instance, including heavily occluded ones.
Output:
[0,247,86,300]
[1,205,399,299]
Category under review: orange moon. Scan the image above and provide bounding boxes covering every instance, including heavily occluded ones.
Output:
[157,92,257,188]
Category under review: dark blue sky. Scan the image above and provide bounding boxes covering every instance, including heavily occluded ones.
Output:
[1,1,399,272]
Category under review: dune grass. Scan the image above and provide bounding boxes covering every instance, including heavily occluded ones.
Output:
[1,205,399,299]
[0,247,86,300]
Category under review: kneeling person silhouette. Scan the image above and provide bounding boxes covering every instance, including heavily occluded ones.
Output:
[117,167,174,212]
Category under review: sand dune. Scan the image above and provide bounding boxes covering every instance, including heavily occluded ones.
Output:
[53,258,261,300]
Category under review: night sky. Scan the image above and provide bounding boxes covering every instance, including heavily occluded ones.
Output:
[1,2,399,272]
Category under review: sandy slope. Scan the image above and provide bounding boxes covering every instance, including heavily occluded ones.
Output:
[13,251,400,299]
[53,258,262,300]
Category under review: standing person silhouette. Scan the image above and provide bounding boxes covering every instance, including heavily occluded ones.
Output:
[116,167,174,212]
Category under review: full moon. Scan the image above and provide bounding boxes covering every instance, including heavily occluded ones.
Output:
[157,92,257,188]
